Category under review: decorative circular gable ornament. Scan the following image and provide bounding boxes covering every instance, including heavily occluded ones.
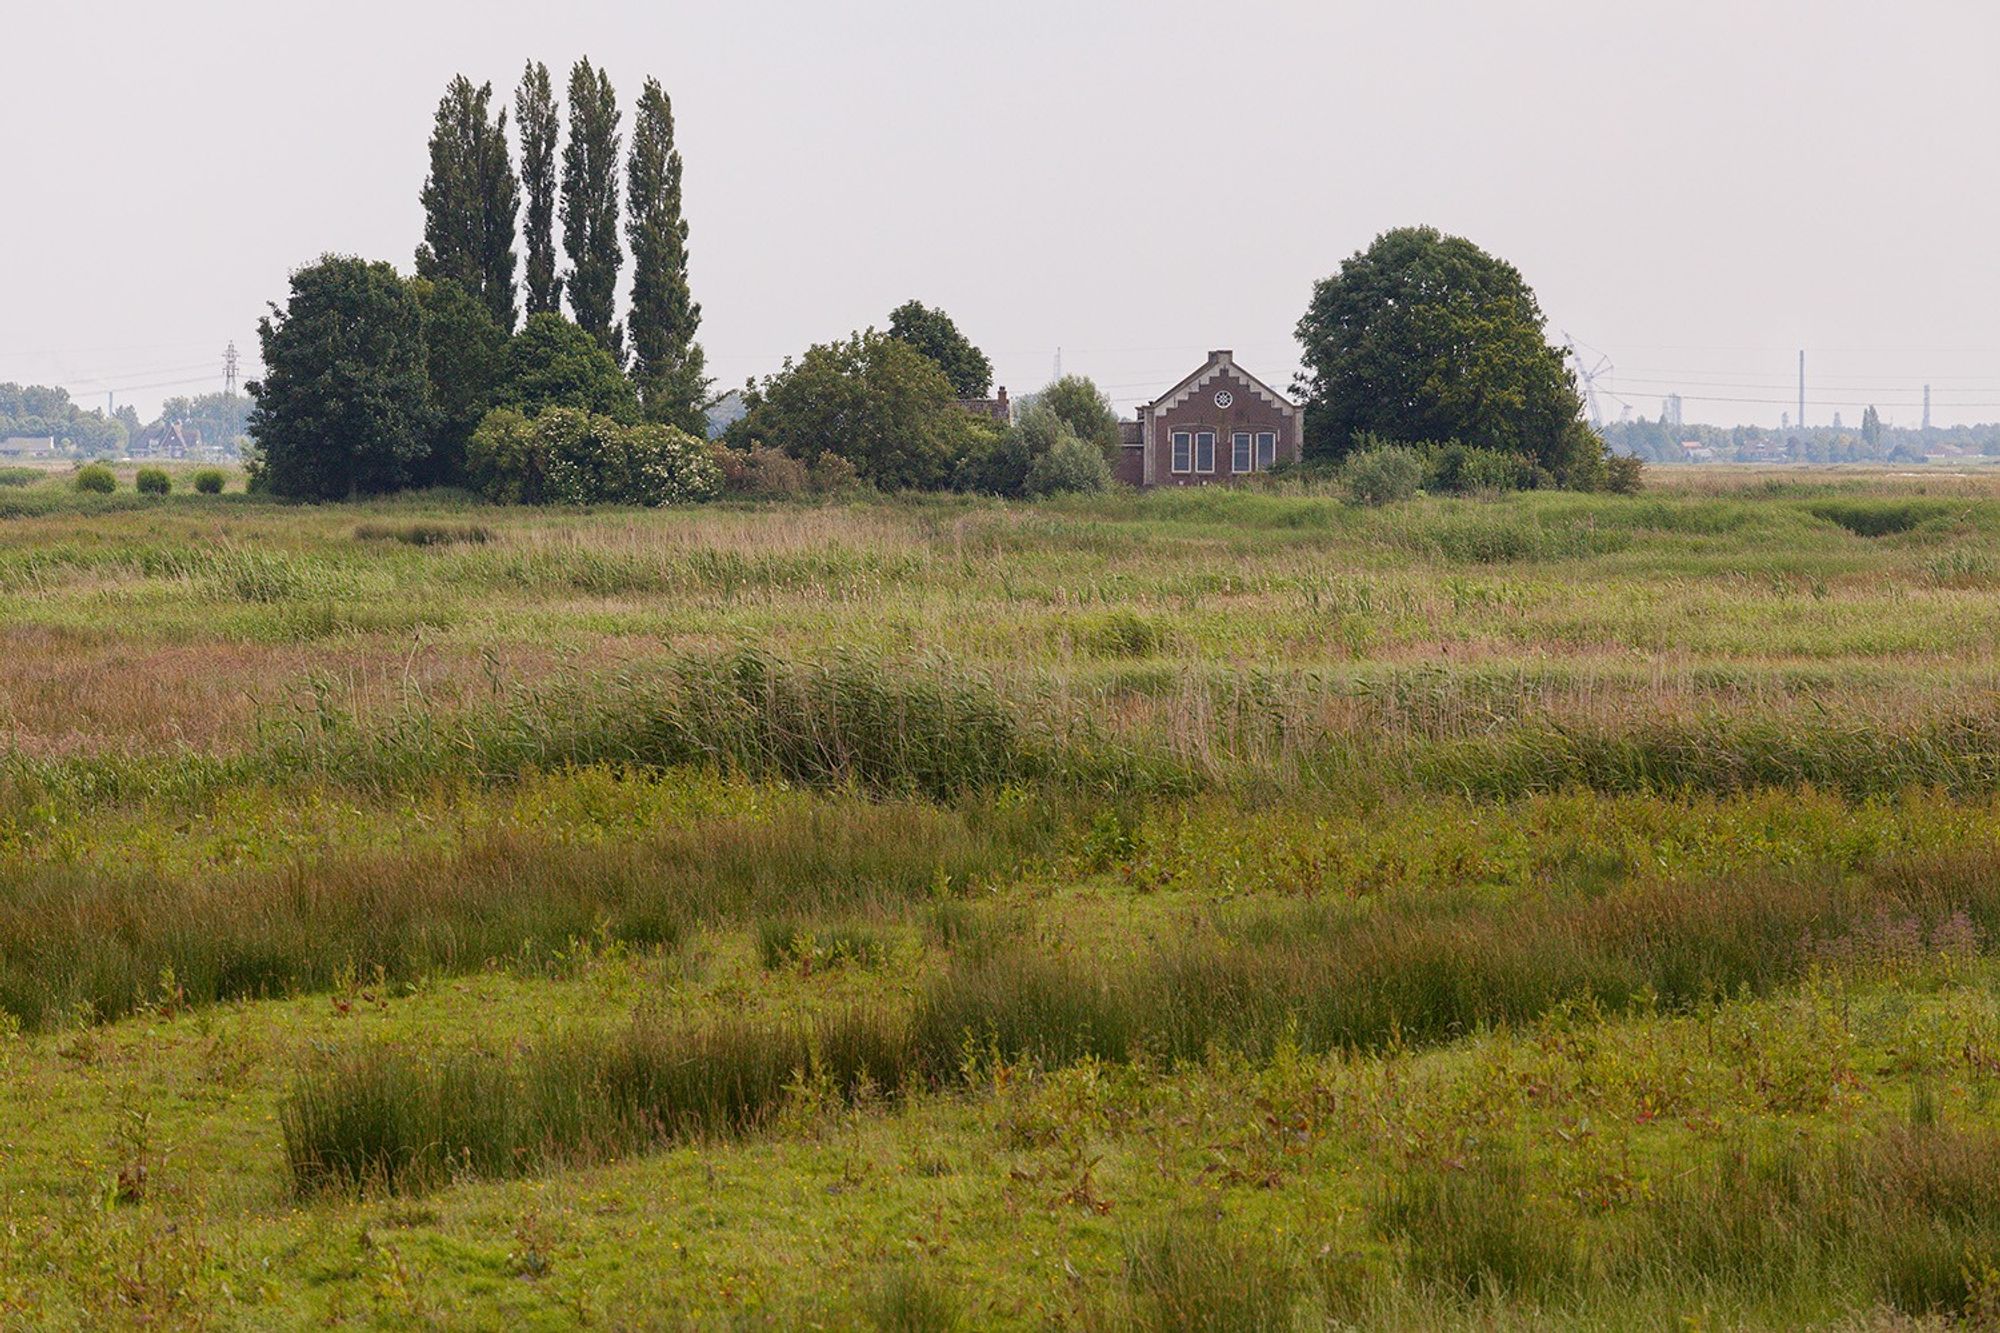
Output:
[1214,390,1235,409]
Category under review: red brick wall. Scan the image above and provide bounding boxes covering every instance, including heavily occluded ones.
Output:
[1147,365,1298,486]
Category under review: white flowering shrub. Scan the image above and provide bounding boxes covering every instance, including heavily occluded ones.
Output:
[466,408,721,507]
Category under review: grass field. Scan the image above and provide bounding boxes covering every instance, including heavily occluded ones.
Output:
[6,463,2000,1327]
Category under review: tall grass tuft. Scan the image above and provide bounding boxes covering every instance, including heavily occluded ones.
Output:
[1087,1218,1334,1331]
[283,1006,913,1195]
[279,649,1185,802]
[1365,1123,2000,1316]
[283,848,2000,1197]
[0,792,1049,1031]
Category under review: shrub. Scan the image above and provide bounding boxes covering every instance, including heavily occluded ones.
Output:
[466,407,719,507]
[73,463,116,494]
[808,451,860,495]
[1343,442,1424,506]
[1027,433,1111,497]
[621,423,722,506]
[134,467,171,495]
[191,468,226,495]
[1604,451,1645,494]
[465,407,542,504]
[1425,443,1540,495]
[952,423,1031,497]
[736,445,810,497]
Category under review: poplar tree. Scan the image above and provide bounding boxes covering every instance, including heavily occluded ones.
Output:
[416,76,519,331]
[560,59,624,361]
[625,78,707,431]
[515,61,563,317]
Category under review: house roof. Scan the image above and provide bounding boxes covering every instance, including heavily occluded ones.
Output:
[1146,350,1297,415]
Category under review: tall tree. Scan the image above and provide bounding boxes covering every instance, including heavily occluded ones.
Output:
[560,59,624,361]
[416,77,520,331]
[887,301,992,399]
[730,330,976,491]
[625,78,708,432]
[499,312,641,423]
[1295,225,1606,486]
[410,275,509,486]
[247,256,432,499]
[515,61,563,317]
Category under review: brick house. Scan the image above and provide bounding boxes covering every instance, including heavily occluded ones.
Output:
[957,386,1012,426]
[1115,350,1303,486]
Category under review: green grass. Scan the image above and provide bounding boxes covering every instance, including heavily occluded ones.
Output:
[5,470,2000,1324]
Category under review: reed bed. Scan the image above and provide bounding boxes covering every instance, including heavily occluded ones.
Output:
[281,847,2000,1195]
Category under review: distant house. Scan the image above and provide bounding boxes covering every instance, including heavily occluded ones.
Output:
[130,422,201,459]
[1117,351,1303,487]
[0,436,56,458]
[957,386,1012,426]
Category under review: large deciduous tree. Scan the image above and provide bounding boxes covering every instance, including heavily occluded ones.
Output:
[560,59,624,361]
[499,312,640,422]
[415,76,519,331]
[1030,374,1121,460]
[247,256,432,499]
[886,300,992,399]
[625,77,708,433]
[515,61,563,318]
[410,275,509,486]
[730,330,976,491]
[1295,225,1607,487]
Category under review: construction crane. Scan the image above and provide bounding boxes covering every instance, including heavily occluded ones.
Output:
[1562,333,1627,430]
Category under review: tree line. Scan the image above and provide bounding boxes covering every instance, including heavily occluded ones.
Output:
[0,384,126,454]
[247,59,718,501]
[1606,412,2000,465]
[247,68,1643,503]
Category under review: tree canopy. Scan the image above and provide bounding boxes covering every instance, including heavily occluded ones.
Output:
[626,78,707,433]
[411,275,509,485]
[887,300,992,399]
[415,76,519,331]
[1028,375,1120,458]
[0,384,127,454]
[515,61,563,319]
[499,312,639,422]
[248,255,432,499]
[1295,226,1606,486]
[560,59,624,360]
[730,330,976,491]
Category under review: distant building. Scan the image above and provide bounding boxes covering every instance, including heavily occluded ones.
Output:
[957,386,1012,426]
[0,436,56,457]
[130,422,201,459]
[1118,350,1303,487]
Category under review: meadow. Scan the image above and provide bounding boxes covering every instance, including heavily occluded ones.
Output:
[5,462,2000,1327]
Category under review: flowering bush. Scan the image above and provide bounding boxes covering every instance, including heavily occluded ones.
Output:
[622,424,721,506]
[466,407,720,507]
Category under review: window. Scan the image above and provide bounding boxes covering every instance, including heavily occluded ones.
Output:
[1195,431,1215,473]
[1256,432,1277,469]
[1232,432,1253,472]
[1171,431,1191,473]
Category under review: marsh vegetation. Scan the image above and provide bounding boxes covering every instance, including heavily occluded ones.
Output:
[4,466,2000,1325]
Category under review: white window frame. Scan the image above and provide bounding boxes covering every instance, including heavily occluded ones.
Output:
[1171,430,1192,473]
[1195,431,1216,474]
[1231,432,1253,473]
[1256,431,1277,469]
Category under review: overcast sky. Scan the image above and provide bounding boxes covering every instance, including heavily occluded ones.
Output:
[6,0,1998,429]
